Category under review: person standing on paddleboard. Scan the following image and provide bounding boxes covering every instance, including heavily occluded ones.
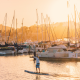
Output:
[33,44,36,63]
[33,55,40,73]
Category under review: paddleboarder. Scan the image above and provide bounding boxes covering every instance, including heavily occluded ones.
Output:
[33,44,36,63]
[33,55,40,73]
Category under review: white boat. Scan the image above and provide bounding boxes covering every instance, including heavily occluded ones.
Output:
[0,46,15,55]
[0,52,6,55]
[0,49,15,55]
[23,48,28,53]
[36,45,80,60]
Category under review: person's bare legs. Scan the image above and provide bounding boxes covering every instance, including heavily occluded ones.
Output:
[36,68,37,72]
[38,68,40,73]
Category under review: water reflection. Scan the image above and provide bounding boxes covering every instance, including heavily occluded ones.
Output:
[66,62,80,78]
[0,55,80,80]
[66,65,75,74]
[36,75,40,80]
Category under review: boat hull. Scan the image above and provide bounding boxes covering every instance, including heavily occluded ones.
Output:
[39,57,80,61]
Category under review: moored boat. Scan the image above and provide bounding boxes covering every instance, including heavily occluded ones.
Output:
[36,45,80,61]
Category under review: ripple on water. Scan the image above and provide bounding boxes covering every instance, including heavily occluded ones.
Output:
[0,55,80,80]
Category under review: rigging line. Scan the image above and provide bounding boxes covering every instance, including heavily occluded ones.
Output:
[70,5,79,24]
[46,23,50,42]
[50,24,54,40]
[70,15,74,36]
[5,13,7,43]
[78,12,80,21]
[44,17,47,40]
[73,6,79,22]
[44,18,46,41]
[1,14,7,33]
[71,13,74,22]
[75,28,79,39]
[7,17,12,27]
[76,8,79,26]
[1,14,6,31]
[0,21,4,43]
[49,24,54,41]
[7,18,14,42]
[7,24,12,43]
[36,9,38,42]
[41,13,43,42]
[45,15,51,42]
[71,14,77,28]
[73,6,80,39]
[71,14,79,39]
[78,13,80,39]
[69,18,73,38]
[1,21,4,42]
[43,16,51,42]
[46,15,50,41]
[1,15,6,42]
[48,17,54,41]
[47,16,51,41]
[1,21,4,32]
[75,8,80,36]
[61,26,67,40]
[71,12,78,36]
[47,17,52,45]
[7,11,15,27]
[6,15,14,42]
[51,24,57,40]
[67,17,75,41]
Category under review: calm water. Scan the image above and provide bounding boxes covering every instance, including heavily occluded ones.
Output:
[0,54,80,80]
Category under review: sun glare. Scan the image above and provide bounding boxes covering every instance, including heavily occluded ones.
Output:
[49,0,80,23]
[66,65,75,74]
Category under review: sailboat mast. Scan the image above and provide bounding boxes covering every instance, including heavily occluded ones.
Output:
[48,16,51,42]
[68,13,70,45]
[36,9,38,42]
[67,1,70,46]
[5,13,7,43]
[74,5,77,48]
[41,13,43,42]
[46,15,48,41]
[22,18,24,44]
[79,13,80,47]
[13,11,15,43]
[16,19,17,43]
[44,18,46,41]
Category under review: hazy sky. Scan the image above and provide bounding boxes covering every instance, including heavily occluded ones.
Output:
[0,0,80,28]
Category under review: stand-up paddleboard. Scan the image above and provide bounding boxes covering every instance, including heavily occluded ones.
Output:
[24,70,80,78]
[24,70,49,75]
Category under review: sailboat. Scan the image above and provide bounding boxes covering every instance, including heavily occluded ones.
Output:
[36,2,80,61]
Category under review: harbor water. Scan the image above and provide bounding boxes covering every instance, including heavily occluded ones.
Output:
[0,54,80,80]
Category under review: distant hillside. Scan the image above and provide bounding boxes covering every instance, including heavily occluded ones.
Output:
[0,21,80,43]
[0,24,11,31]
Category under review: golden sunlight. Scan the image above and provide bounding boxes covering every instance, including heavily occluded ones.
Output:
[66,65,75,74]
[49,0,80,23]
